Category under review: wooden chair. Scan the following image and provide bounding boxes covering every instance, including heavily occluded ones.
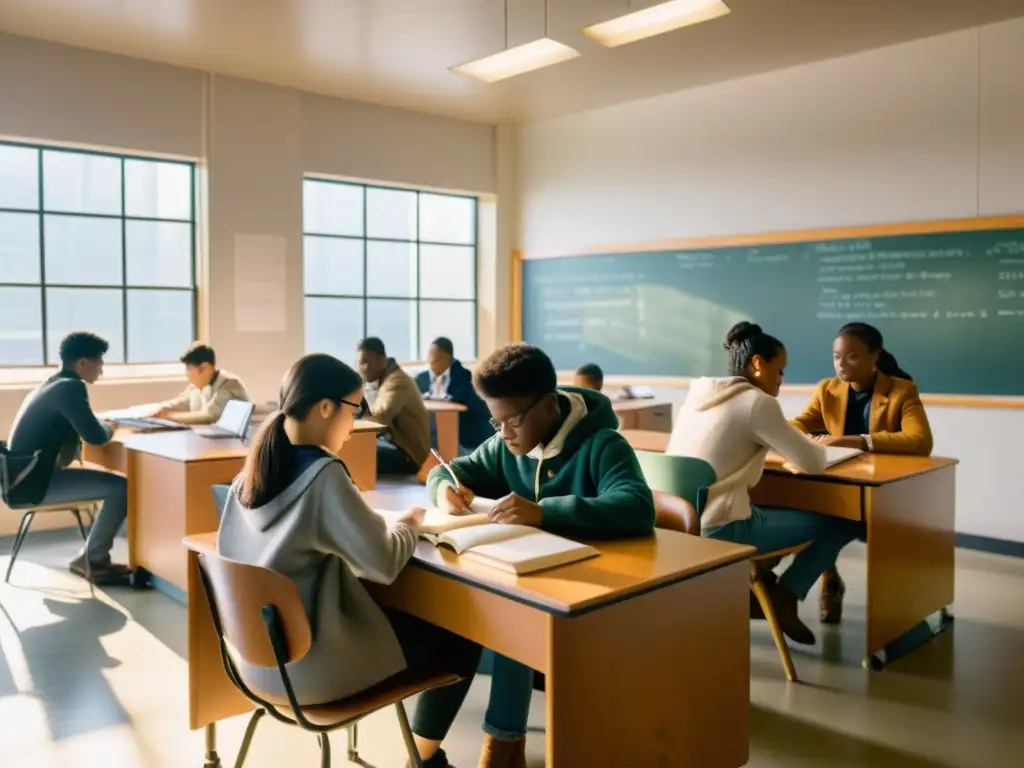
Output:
[196,550,464,767]
[634,450,804,682]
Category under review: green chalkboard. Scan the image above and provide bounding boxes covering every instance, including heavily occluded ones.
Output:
[521,226,1024,395]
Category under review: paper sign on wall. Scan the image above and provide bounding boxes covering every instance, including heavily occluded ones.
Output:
[234,234,287,332]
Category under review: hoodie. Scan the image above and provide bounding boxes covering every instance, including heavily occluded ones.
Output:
[666,377,827,531]
[427,387,655,539]
[216,454,417,705]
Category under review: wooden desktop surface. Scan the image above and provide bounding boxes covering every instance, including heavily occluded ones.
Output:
[612,398,672,412]
[423,399,468,413]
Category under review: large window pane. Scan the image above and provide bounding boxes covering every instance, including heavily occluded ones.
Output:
[419,301,475,359]
[366,188,416,240]
[44,215,123,286]
[367,299,416,362]
[45,288,125,363]
[304,297,364,362]
[0,212,41,284]
[419,245,475,299]
[42,151,121,215]
[0,144,39,210]
[127,290,192,362]
[303,180,363,236]
[126,220,192,287]
[125,159,191,220]
[304,237,363,296]
[366,241,416,297]
[0,287,43,365]
[419,193,475,245]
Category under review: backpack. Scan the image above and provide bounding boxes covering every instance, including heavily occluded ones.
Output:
[0,441,42,507]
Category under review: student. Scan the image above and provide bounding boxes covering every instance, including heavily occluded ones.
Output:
[665,322,861,646]
[791,321,934,624]
[7,332,129,583]
[217,354,480,768]
[426,343,654,767]
[415,336,492,451]
[572,362,604,392]
[355,337,431,475]
[154,342,249,424]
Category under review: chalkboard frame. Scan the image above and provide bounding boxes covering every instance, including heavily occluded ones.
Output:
[511,214,1024,409]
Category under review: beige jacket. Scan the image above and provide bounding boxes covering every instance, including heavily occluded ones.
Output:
[369,361,431,468]
[162,370,249,425]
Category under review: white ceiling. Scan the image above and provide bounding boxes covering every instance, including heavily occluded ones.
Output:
[2,0,1024,124]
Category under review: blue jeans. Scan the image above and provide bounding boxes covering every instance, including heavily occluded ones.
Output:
[705,506,861,600]
[41,467,127,562]
[376,438,418,475]
[483,654,534,739]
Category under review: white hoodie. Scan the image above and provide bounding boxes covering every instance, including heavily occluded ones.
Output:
[666,377,827,530]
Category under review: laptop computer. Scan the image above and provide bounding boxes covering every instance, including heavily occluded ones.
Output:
[192,400,255,440]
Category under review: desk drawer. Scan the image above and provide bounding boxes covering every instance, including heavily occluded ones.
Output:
[751,475,863,521]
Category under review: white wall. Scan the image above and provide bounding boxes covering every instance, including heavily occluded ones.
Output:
[517,19,1024,543]
[0,34,504,533]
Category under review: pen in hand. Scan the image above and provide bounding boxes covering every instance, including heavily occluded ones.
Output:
[432,449,474,513]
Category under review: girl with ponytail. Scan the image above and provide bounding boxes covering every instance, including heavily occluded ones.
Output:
[219,354,481,767]
[791,322,934,624]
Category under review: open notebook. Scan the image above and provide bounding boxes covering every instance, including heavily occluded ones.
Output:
[376,499,599,575]
[769,445,863,472]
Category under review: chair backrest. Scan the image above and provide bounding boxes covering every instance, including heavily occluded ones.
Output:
[635,451,717,518]
[211,483,231,522]
[652,490,699,535]
[0,441,41,507]
[197,551,312,668]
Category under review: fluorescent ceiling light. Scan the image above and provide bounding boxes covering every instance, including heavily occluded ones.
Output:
[582,0,731,48]
[450,38,581,83]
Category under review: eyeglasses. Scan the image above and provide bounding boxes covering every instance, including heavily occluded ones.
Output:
[489,395,547,432]
[339,398,361,410]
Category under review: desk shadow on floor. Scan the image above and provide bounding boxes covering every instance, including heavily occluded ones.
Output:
[17,597,131,741]
[750,705,956,767]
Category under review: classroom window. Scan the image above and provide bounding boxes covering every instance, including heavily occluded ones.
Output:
[0,141,197,367]
[303,179,477,362]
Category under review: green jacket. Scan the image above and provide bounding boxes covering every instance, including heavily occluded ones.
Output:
[427,387,655,539]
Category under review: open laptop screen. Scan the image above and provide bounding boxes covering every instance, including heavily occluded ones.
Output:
[216,399,254,436]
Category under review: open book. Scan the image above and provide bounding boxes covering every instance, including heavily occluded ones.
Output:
[376,499,599,575]
[768,445,863,473]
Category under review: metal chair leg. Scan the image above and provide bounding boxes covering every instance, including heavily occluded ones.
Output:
[232,708,265,768]
[318,732,331,768]
[5,511,36,583]
[347,723,360,761]
[395,702,423,767]
[750,564,798,682]
[70,508,89,542]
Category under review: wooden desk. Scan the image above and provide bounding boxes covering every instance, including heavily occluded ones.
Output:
[621,429,671,452]
[183,521,754,767]
[619,429,957,667]
[82,420,385,592]
[423,399,468,461]
[612,398,673,432]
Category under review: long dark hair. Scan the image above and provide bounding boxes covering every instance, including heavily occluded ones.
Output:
[237,354,362,508]
[836,322,912,381]
[724,321,784,378]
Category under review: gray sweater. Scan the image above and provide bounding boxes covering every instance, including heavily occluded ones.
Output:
[216,456,418,705]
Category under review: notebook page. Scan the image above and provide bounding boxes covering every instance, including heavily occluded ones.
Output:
[438,523,535,554]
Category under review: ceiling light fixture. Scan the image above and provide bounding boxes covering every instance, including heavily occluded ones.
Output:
[450,0,580,83]
[581,0,731,48]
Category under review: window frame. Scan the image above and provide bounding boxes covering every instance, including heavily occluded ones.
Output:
[302,177,478,362]
[0,139,198,369]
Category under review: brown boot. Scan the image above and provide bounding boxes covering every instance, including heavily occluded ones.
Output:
[819,567,845,624]
[768,581,816,646]
[477,734,526,768]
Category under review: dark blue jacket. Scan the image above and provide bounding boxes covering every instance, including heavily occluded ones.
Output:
[415,359,493,450]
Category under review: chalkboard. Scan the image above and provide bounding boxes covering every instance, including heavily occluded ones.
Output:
[521,226,1024,395]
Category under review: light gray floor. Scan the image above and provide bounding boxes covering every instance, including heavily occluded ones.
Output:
[2,514,1023,767]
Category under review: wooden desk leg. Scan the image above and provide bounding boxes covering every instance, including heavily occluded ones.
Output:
[864,467,955,667]
[435,411,461,461]
[546,561,749,767]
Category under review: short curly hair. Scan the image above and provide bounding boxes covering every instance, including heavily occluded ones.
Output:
[473,344,557,399]
[59,331,109,367]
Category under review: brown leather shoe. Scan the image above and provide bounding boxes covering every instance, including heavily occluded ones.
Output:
[477,734,526,768]
[819,567,845,624]
[768,581,816,646]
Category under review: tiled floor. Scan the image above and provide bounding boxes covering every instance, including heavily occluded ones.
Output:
[2,516,1023,767]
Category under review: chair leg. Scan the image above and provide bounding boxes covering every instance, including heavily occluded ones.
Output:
[750,571,799,683]
[395,702,422,767]
[347,722,359,761]
[318,732,331,768]
[5,511,36,584]
[232,708,265,768]
[70,508,89,542]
